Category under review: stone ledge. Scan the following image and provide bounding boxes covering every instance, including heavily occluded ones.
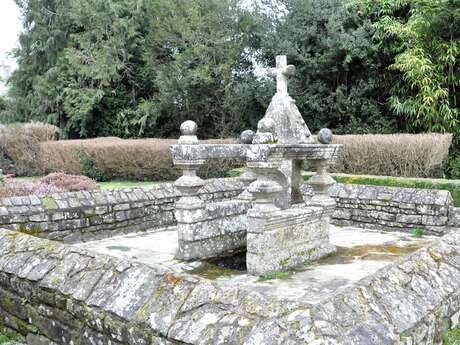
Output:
[0,228,459,344]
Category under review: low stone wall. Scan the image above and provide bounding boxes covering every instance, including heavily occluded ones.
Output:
[0,178,245,243]
[1,228,460,344]
[0,178,456,243]
[327,183,455,235]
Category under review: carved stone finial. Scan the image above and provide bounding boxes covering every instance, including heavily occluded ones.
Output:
[240,130,255,144]
[253,118,276,144]
[318,128,333,144]
[179,120,198,144]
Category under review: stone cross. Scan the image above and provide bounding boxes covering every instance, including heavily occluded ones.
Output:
[268,55,296,95]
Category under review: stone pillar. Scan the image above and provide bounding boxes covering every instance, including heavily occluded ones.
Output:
[290,159,304,204]
[246,160,283,275]
[247,161,283,214]
[308,158,335,206]
[173,121,207,260]
[238,166,257,201]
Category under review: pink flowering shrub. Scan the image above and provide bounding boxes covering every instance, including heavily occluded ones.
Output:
[0,173,99,198]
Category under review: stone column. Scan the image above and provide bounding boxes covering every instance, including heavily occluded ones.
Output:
[246,160,283,275]
[173,121,207,260]
[308,158,335,206]
[290,159,304,204]
[247,161,283,214]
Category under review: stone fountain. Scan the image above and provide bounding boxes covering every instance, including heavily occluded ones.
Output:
[170,55,342,275]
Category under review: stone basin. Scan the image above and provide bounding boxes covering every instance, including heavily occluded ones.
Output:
[76,226,434,305]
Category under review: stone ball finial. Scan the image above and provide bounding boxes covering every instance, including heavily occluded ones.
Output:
[318,128,333,144]
[240,130,255,144]
[257,118,276,134]
[180,120,198,136]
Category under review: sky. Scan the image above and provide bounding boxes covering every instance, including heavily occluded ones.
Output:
[0,0,22,71]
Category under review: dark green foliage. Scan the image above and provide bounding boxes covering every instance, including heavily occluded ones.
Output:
[78,151,106,182]
[7,0,266,139]
[447,153,460,179]
[258,0,399,134]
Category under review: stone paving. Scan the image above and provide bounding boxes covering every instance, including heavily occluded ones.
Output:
[77,225,435,304]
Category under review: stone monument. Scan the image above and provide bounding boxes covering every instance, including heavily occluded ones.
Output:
[170,55,342,275]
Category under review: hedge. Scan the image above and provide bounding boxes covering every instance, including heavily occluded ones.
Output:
[38,137,241,181]
[0,127,454,181]
[331,133,452,178]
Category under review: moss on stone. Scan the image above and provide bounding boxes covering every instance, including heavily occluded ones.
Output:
[279,257,290,267]
[41,197,58,210]
[17,224,41,237]
[82,211,97,219]
[443,327,460,345]
[0,333,15,344]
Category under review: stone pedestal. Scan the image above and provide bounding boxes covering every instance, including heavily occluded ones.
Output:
[173,159,206,260]
[246,206,336,276]
[308,158,336,206]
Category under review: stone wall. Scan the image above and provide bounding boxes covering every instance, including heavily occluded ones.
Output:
[0,178,456,243]
[0,178,244,244]
[327,184,455,235]
[1,228,460,344]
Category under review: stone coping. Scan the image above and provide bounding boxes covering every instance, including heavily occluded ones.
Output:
[1,227,460,344]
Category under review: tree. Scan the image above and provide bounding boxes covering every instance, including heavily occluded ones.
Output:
[370,0,460,133]
[258,0,399,134]
[6,0,265,138]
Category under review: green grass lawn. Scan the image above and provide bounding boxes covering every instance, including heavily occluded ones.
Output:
[98,180,159,189]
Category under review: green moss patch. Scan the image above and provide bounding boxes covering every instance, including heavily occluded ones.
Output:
[0,333,16,344]
[17,224,41,237]
[41,197,58,210]
[443,327,460,345]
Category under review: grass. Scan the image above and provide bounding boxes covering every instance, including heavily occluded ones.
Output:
[98,180,158,189]
[303,172,460,207]
[444,327,460,345]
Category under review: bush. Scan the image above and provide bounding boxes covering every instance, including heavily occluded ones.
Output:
[2,122,59,175]
[0,173,99,198]
[331,134,453,178]
[39,137,242,181]
[39,172,99,192]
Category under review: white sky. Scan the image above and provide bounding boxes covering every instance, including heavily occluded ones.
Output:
[0,0,22,70]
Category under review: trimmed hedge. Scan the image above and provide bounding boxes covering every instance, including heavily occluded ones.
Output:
[331,134,452,178]
[2,132,454,181]
[0,122,59,175]
[38,137,242,181]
